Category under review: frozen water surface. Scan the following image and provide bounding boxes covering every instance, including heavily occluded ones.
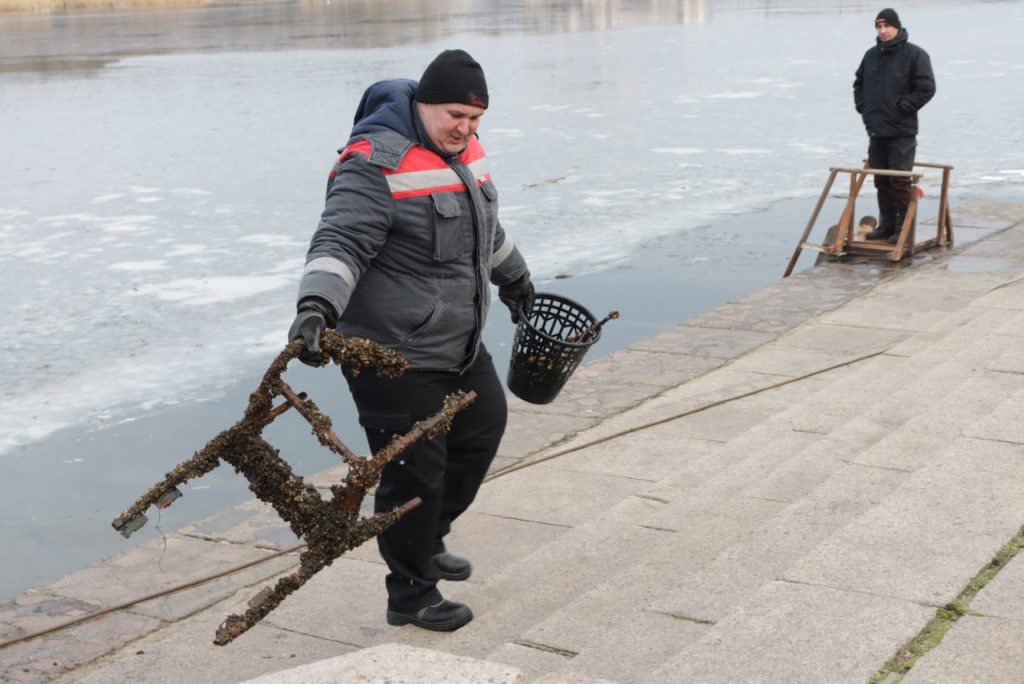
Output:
[2,0,1023,595]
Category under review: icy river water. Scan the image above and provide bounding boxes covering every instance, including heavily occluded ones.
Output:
[2,0,1023,596]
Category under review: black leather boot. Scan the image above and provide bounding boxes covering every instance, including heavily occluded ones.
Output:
[386,599,473,631]
[433,551,472,581]
[888,212,906,244]
[865,223,895,240]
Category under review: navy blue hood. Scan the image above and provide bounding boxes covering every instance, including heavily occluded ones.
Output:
[349,79,419,141]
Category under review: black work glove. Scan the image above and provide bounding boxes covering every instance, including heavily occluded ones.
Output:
[287,298,338,367]
[498,273,535,325]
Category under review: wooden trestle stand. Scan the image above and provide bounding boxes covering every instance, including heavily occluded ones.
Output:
[783,161,954,277]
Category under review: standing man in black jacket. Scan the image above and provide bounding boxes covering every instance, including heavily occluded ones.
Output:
[854,8,936,244]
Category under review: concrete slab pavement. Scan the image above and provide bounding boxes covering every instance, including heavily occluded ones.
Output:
[651,581,934,684]
[239,644,526,684]
[784,437,1024,606]
[900,616,1024,684]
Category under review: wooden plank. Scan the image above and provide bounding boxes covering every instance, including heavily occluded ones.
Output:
[832,174,858,254]
[938,167,953,246]
[889,199,919,261]
[831,166,923,179]
[784,169,837,277]
[945,202,955,246]
[848,241,896,252]
[837,171,870,253]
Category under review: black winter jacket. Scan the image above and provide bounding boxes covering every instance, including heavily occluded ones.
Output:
[853,28,936,137]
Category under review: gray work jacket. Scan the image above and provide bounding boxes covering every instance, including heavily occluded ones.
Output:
[297,126,529,373]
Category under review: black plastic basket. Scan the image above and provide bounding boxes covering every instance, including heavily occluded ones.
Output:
[506,293,600,405]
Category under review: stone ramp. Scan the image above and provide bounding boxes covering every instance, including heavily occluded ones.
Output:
[4,201,1022,684]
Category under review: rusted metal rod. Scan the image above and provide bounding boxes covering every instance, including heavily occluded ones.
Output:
[278,383,360,463]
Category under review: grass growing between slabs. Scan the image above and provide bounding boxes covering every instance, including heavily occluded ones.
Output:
[868,525,1024,683]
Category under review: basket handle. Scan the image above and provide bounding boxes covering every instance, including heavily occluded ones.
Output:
[568,310,620,344]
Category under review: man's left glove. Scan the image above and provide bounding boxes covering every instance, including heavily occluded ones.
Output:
[287,297,338,367]
[498,273,535,325]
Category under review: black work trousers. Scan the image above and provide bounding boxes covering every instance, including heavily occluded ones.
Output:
[868,135,917,229]
[344,346,507,613]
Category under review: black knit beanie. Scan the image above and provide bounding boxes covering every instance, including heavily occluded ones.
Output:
[416,49,489,109]
[875,8,901,29]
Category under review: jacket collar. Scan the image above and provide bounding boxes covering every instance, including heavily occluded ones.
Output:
[878,27,909,52]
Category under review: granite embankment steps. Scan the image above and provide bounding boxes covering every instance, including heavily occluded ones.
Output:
[373,267,1024,681]
[6,201,1019,684]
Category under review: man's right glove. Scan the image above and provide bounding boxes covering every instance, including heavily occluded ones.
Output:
[498,273,535,325]
[287,298,338,367]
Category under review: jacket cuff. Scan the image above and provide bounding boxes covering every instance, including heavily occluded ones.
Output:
[297,296,339,328]
[491,247,529,287]
[297,270,351,325]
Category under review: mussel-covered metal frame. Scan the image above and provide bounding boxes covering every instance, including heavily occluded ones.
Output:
[111,330,476,645]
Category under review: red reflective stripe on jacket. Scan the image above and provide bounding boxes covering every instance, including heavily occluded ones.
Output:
[392,145,445,173]
[330,137,489,197]
[457,137,486,166]
[389,173,492,199]
[329,140,375,180]
[340,140,374,162]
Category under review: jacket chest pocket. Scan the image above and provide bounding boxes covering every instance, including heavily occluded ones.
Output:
[431,191,464,262]
[479,179,499,243]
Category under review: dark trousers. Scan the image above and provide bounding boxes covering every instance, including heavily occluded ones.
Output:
[868,136,917,229]
[343,347,507,612]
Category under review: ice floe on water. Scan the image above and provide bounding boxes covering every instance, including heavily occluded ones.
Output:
[129,273,295,305]
[651,147,705,155]
[108,260,168,271]
[707,91,765,99]
[716,148,773,155]
[237,233,308,248]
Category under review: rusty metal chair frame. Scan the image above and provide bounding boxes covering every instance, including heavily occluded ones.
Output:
[784,160,954,277]
[111,330,475,645]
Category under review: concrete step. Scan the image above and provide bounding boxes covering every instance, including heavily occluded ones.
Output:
[236,644,528,684]
[370,271,1019,673]
[371,419,885,665]
[634,368,1024,640]
[493,313,1015,675]
[376,420,822,658]
[441,316,1019,679]
[493,367,1018,682]
[648,430,1024,683]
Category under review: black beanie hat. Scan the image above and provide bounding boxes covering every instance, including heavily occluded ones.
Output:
[875,8,901,29]
[416,49,489,109]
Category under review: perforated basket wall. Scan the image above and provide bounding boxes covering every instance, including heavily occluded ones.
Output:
[506,293,599,404]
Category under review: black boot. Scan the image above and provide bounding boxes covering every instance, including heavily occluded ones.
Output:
[386,599,473,631]
[888,212,906,245]
[433,551,472,581]
[865,223,895,240]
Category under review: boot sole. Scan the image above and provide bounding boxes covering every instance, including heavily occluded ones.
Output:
[438,567,471,581]
[386,608,473,631]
